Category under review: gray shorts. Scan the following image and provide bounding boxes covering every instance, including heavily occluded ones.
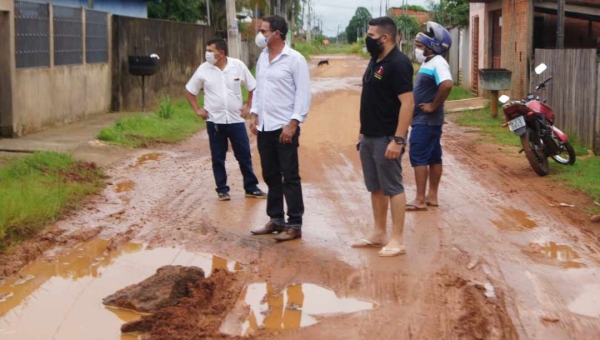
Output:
[359,136,404,196]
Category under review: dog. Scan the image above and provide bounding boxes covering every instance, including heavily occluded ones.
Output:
[318,59,330,67]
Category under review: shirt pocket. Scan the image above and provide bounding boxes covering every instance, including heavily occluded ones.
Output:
[226,70,242,95]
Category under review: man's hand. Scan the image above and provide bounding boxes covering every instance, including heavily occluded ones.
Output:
[385,141,404,160]
[241,105,251,119]
[419,103,436,114]
[196,109,209,120]
[249,114,258,136]
[280,122,298,144]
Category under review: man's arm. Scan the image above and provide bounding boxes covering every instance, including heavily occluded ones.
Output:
[185,67,208,120]
[290,55,311,124]
[395,92,415,138]
[420,80,452,113]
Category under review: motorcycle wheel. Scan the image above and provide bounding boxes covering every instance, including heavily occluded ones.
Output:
[551,141,576,165]
[520,128,549,176]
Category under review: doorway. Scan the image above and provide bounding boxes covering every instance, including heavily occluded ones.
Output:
[0,10,12,137]
[491,10,502,68]
[471,16,480,96]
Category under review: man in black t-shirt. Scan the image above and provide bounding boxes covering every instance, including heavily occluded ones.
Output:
[351,17,415,257]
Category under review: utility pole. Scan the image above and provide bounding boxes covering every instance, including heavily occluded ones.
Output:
[557,0,565,48]
[225,0,240,58]
[380,0,382,17]
[337,24,340,45]
[307,0,312,43]
[206,0,211,26]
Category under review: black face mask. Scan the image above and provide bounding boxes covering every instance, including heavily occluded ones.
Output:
[365,36,384,58]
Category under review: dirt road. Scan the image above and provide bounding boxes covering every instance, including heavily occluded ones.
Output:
[1,55,599,340]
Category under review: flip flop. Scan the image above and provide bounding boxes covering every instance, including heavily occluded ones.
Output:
[406,204,428,212]
[378,246,406,257]
[351,239,384,248]
[426,202,439,207]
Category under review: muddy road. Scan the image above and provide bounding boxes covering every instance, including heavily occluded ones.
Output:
[1,55,599,340]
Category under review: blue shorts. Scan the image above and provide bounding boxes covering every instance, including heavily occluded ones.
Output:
[409,125,443,167]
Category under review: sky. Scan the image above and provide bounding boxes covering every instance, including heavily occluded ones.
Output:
[309,0,431,37]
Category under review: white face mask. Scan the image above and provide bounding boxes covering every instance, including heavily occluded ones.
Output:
[255,32,268,48]
[205,52,217,65]
[415,48,426,63]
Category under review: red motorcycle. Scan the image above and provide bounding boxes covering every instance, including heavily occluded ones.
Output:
[499,63,576,176]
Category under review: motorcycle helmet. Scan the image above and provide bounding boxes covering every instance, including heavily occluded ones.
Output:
[416,21,452,55]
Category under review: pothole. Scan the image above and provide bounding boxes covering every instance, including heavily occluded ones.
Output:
[115,180,135,193]
[492,207,538,231]
[0,239,240,339]
[220,282,376,336]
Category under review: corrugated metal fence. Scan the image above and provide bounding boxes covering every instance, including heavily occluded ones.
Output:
[533,49,599,153]
[14,1,50,68]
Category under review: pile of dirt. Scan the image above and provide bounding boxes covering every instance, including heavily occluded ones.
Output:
[104,266,243,340]
[58,162,104,183]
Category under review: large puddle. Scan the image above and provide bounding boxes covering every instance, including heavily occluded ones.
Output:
[220,282,376,336]
[0,240,240,339]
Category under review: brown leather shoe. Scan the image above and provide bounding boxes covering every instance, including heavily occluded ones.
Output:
[250,221,286,235]
[274,228,302,242]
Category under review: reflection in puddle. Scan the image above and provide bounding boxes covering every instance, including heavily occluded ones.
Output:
[0,240,241,340]
[525,242,585,269]
[568,284,600,317]
[220,283,375,336]
[116,180,135,193]
[492,207,537,231]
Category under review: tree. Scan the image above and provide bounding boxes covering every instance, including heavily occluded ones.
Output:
[399,5,427,12]
[394,15,420,41]
[148,0,202,23]
[427,0,469,28]
[345,7,372,44]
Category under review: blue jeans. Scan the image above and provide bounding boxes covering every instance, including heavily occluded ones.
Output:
[206,122,260,194]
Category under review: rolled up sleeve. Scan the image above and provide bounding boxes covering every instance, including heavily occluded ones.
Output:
[290,55,311,123]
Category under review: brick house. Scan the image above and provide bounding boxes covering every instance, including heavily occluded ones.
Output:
[387,7,431,25]
[468,0,600,98]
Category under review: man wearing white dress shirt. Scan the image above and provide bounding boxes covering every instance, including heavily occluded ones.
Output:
[248,16,311,242]
[185,38,266,202]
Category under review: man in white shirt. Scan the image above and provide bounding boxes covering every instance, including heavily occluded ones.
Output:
[248,16,311,242]
[185,38,266,201]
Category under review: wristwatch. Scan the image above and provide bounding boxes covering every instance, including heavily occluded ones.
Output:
[393,136,406,146]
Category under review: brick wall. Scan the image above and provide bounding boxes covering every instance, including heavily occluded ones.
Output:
[389,8,431,25]
[502,0,531,98]
[538,15,600,50]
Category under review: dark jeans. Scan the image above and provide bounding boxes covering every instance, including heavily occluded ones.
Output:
[206,122,259,194]
[257,128,304,229]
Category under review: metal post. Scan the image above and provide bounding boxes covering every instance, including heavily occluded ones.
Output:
[142,75,146,112]
[556,0,565,49]
[206,0,211,26]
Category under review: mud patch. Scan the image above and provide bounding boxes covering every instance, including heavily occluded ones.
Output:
[128,152,164,168]
[57,161,104,183]
[0,226,102,280]
[435,270,518,340]
[118,269,242,340]
[523,242,586,269]
[115,180,135,193]
[492,207,538,231]
[220,283,376,336]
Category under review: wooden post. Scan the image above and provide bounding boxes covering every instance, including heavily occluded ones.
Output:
[490,90,499,117]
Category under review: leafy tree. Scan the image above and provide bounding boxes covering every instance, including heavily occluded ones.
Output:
[345,7,372,44]
[148,0,202,23]
[394,14,420,41]
[427,0,469,28]
[399,5,428,12]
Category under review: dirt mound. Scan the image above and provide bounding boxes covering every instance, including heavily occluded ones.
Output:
[105,267,242,340]
[58,162,104,183]
[104,265,206,312]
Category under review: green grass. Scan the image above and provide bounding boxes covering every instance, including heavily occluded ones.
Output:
[98,98,206,148]
[454,108,521,147]
[447,86,475,101]
[553,157,600,214]
[0,152,105,252]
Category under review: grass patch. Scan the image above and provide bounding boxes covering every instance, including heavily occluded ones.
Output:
[295,42,322,60]
[98,97,205,148]
[0,152,105,252]
[454,108,521,147]
[447,86,475,101]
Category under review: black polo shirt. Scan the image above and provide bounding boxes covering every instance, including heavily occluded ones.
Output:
[360,47,414,137]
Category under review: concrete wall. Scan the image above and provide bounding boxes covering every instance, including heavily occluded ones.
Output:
[111,16,214,111]
[460,26,471,91]
[7,7,113,136]
[14,63,112,135]
[0,0,15,137]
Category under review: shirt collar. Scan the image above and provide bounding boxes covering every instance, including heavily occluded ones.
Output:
[209,57,231,71]
[373,46,400,65]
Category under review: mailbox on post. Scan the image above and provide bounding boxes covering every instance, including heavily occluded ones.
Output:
[128,54,160,112]
[478,68,512,117]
